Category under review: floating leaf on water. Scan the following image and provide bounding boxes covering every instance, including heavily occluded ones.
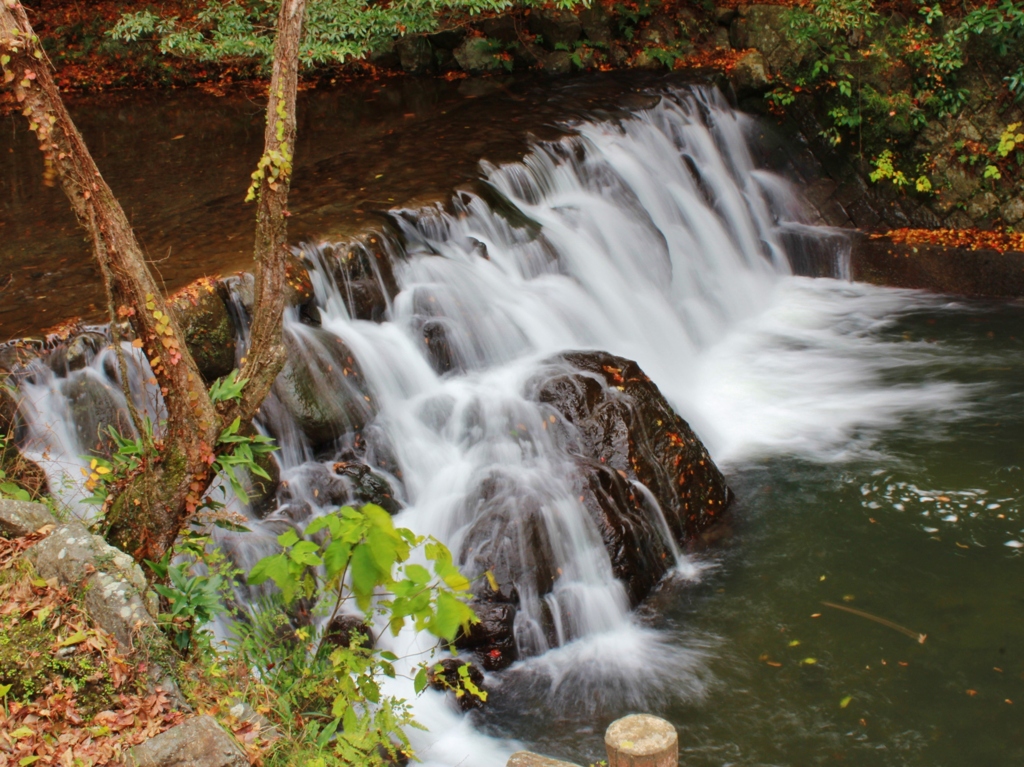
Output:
[840,696,852,708]
[802,658,817,665]
[788,640,801,647]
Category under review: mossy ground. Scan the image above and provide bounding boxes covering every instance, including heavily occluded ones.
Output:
[0,532,184,766]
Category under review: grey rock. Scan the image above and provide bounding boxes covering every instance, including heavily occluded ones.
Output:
[967,191,1000,220]
[126,715,247,767]
[541,50,573,74]
[397,36,434,73]
[714,5,738,25]
[27,521,148,598]
[453,37,505,73]
[65,332,107,373]
[730,5,806,71]
[945,209,975,229]
[0,499,56,537]
[730,50,770,95]
[529,8,582,48]
[578,3,611,43]
[81,569,157,647]
[713,27,731,49]
[1000,197,1024,224]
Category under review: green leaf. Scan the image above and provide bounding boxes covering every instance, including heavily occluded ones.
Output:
[316,717,340,749]
[10,727,34,739]
[0,683,11,697]
[58,631,88,647]
[412,667,429,694]
[323,540,352,580]
[840,695,853,708]
[350,544,380,606]
[277,529,300,548]
[431,591,470,641]
[289,540,324,567]
[342,703,359,733]
[404,563,431,584]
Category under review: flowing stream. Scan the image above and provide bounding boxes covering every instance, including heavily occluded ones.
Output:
[7,83,1023,765]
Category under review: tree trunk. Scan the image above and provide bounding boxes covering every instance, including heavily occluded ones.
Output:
[234,0,307,426]
[0,0,306,562]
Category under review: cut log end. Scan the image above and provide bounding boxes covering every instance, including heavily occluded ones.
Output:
[605,714,678,767]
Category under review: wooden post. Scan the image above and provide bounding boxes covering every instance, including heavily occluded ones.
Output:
[605,714,678,767]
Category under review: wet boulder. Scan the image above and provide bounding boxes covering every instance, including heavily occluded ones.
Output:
[427,658,487,710]
[332,460,402,515]
[530,351,731,593]
[454,601,518,671]
[276,461,352,510]
[573,458,673,606]
[328,238,399,323]
[416,318,461,376]
[536,352,729,544]
[170,277,237,383]
[64,331,108,373]
[273,326,375,449]
[62,372,130,458]
[322,614,374,651]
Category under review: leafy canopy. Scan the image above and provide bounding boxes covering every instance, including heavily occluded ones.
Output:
[111,0,586,67]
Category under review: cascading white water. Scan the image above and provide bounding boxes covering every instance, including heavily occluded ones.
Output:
[10,85,969,766]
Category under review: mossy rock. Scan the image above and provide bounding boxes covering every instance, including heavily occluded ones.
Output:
[170,277,237,384]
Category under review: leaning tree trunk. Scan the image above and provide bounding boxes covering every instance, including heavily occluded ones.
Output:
[0,0,305,562]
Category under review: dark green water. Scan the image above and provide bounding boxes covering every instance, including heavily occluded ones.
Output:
[485,296,1024,766]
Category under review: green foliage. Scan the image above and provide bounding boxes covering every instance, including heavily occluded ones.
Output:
[146,535,228,651]
[224,503,479,766]
[997,122,1024,158]
[213,416,276,506]
[0,460,31,502]
[208,369,248,404]
[869,149,908,186]
[110,0,585,69]
[248,503,475,639]
[81,421,150,507]
[778,0,1024,161]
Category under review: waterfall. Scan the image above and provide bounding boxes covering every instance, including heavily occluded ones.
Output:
[7,85,966,766]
